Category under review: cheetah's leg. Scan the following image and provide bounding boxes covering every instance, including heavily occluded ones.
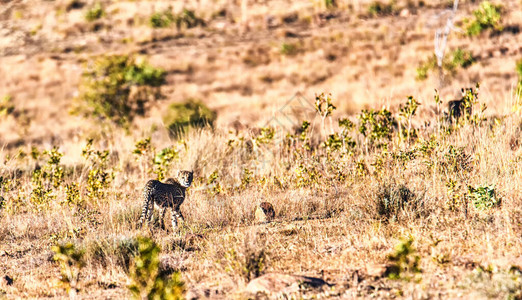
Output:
[171,208,183,231]
[146,200,154,223]
[159,206,167,229]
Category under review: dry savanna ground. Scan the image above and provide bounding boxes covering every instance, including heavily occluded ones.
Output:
[1,0,522,299]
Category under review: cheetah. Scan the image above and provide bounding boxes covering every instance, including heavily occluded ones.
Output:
[138,170,193,231]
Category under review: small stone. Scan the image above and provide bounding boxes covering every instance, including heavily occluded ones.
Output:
[243,273,328,297]
[255,202,275,223]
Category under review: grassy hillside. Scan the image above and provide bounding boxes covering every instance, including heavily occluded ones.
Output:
[1,0,522,298]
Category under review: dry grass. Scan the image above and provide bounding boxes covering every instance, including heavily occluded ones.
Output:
[2,0,522,298]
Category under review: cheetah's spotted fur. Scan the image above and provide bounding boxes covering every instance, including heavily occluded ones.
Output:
[138,170,193,231]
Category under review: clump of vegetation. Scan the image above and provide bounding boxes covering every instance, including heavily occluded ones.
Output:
[153,146,179,181]
[399,96,420,141]
[85,2,104,22]
[386,237,421,281]
[368,1,394,17]
[129,236,185,299]
[416,49,474,80]
[52,242,85,298]
[280,42,299,56]
[358,107,396,148]
[0,95,14,117]
[375,182,422,222]
[82,139,114,200]
[163,99,216,137]
[468,184,499,210]
[174,9,205,30]
[149,9,175,28]
[465,1,503,36]
[30,147,64,210]
[75,55,166,127]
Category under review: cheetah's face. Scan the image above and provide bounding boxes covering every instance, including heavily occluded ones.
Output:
[177,170,193,188]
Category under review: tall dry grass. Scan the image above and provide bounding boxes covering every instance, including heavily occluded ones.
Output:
[1,90,522,298]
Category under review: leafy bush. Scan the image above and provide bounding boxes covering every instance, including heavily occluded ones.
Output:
[387,237,421,281]
[468,184,499,210]
[173,9,205,30]
[85,2,104,22]
[375,183,422,222]
[75,55,166,127]
[416,49,474,81]
[368,1,394,17]
[153,147,179,181]
[30,147,64,210]
[163,99,216,137]
[150,10,174,28]
[82,139,114,200]
[129,237,185,299]
[280,43,299,56]
[0,95,14,117]
[358,108,396,146]
[465,1,503,36]
[52,243,85,297]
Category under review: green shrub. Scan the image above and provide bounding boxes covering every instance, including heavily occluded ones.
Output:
[375,183,420,222]
[85,2,104,22]
[52,243,85,297]
[75,55,166,127]
[465,1,503,36]
[150,10,174,28]
[129,237,185,299]
[468,184,499,210]
[0,95,14,117]
[30,147,64,210]
[163,99,216,137]
[368,1,394,17]
[82,139,114,200]
[153,147,179,181]
[173,9,205,30]
[358,108,396,146]
[416,49,474,81]
[280,43,299,56]
[387,237,421,281]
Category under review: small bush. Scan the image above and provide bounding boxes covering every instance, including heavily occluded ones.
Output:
[280,43,299,56]
[468,184,499,210]
[52,243,85,297]
[387,237,421,281]
[150,10,174,28]
[368,1,394,17]
[85,2,104,22]
[375,182,423,222]
[129,237,185,299]
[465,1,503,36]
[358,107,396,146]
[174,9,205,30]
[75,55,166,127]
[416,49,474,81]
[163,99,216,137]
[0,95,14,117]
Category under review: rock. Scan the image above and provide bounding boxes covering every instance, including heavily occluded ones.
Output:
[243,273,328,298]
[254,202,275,223]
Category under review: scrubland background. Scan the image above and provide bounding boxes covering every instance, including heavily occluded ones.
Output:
[1,0,522,298]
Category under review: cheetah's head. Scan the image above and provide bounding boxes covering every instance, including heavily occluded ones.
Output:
[177,170,193,188]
